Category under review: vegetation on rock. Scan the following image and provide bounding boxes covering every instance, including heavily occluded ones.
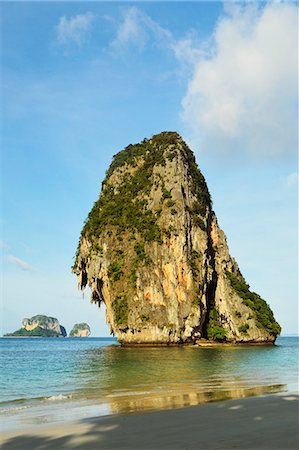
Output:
[74,132,211,266]
[239,323,250,333]
[108,262,124,282]
[73,131,280,345]
[189,250,201,278]
[112,294,128,327]
[226,271,281,336]
[206,309,227,342]
[5,327,61,337]
[5,315,67,337]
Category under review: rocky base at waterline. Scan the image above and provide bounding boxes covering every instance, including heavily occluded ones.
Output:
[5,315,67,337]
[73,131,281,345]
[69,323,91,337]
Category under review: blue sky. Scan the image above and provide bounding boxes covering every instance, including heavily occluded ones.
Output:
[1,1,298,336]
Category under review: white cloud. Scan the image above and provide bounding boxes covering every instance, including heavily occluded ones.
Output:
[111,8,146,51]
[111,7,171,52]
[57,5,296,161]
[170,34,203,65]
[286,172,299,188]
[110,4,297,159]
[56,12,95,47]
[110,7,203,67]
[181,2,298,158]
[7,255,34,271]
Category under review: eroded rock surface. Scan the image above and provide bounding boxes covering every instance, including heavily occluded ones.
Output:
[73,132,281,344]
[69,323,91,337]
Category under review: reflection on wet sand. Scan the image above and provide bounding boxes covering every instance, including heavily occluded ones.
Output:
[76,344,286,414]
[106,384,285,414]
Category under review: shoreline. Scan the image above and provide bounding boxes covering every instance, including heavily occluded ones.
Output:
[0,383,290,434]
[120,340,276,347]
[1,392,298,449]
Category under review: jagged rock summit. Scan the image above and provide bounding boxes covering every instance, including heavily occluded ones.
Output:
[73,132,281,345]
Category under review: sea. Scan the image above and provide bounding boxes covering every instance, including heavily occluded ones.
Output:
[0,336,298,432]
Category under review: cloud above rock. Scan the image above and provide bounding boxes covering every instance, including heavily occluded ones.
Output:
[54,4,298,161]
[181,2,298,158]
[56,12,95,47]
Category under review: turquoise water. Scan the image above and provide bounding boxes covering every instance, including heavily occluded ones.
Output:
[0,336,298,429]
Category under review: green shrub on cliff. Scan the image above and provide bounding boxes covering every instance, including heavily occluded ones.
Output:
[166,150,177,162]
[206,309,227,341]
[112,294,128,327]
[108,262,123,282]
[238,323,249,333]
[207,326,227,341]
[226,271,281,336]
[105,132,178,180]
[134,242,151,265]
[186,204,206,231]
[192,294,201,307]
[166,199,176,208]
[193,216,206,231]
[82,137,166,245]
[189,250,201,278]
[181,142,212,209]
[161,187,172,200]
[192,200,207,217]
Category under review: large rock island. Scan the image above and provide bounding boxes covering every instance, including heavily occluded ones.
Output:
[73,132,281,345]
[5,315,67,337]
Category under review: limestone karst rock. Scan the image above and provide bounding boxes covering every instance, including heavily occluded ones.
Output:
[69,323,91,337]
[6,315,67,337]
[73,132,281,345]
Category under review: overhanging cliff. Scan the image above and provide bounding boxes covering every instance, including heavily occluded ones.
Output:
[73,132,281,344]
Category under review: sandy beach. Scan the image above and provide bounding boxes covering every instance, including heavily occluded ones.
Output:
[1,393,298,450]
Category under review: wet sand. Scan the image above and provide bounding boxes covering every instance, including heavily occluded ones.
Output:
[1,393,298,449]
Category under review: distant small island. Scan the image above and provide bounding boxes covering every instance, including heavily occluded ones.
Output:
[5,315,67,337]
[69,323,91,337]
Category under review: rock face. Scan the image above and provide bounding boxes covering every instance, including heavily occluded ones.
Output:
[6,315,67,337]
[22,315,66,336]
[73,132,281,345]
[59,325,67,337]
[69,323,91,337]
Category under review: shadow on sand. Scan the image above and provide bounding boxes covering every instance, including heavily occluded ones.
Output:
[2,394,299,450]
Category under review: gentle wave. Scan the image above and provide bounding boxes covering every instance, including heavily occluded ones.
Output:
[0,396,45,407]
[45,394,72,401]
[0,393,73,414]
[0,404,32,414]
